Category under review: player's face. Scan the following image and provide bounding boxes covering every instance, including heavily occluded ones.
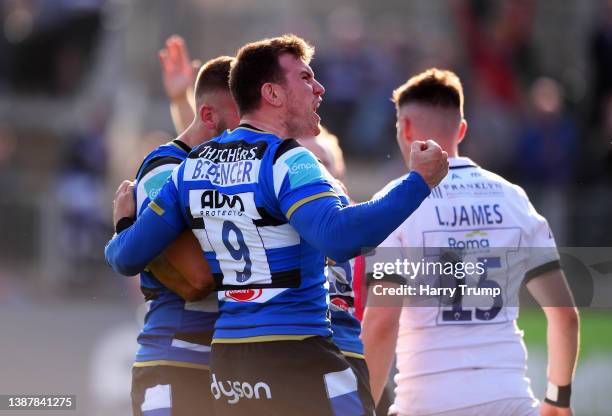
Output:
[279,54,325,138]
[213,92,240,135]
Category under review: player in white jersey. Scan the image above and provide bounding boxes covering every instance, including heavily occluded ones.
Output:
[362,69,579,416]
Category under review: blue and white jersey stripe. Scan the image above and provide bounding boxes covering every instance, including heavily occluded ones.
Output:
[133,140,218,366]
[163,126,338,341]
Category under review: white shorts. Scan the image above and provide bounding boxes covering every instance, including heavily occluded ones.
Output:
[395,397,539,416]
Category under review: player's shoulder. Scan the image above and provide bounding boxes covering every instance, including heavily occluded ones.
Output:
[272,137,303,164]
[271,138,333,195]
[136,140,189,181]
[449,156,529,201]
[150,139,190,159]
[475,166,531,203]
[373,173,410,200]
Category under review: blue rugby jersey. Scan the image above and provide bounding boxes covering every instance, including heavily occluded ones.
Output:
[329,257,364,357]
[106,125,432,343]
[158,125,338,341]
[328,187,364,357]
[133,139,217,366]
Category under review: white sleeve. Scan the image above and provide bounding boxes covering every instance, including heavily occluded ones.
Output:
[518,189,561,280]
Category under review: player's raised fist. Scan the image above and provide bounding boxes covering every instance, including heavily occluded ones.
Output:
[113,180,135,226]
[409,139,449,189]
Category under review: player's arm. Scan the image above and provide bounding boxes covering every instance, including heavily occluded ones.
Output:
[105,179,186,276]
[520,194,579,416]
[284,141,446,262]
[148,252,211,302]
[526,267,579,416]
[361,229,405,404]
[159,35,197,134]
[152,229,215,300]
[134,159,214,300]
[362,278,403,404]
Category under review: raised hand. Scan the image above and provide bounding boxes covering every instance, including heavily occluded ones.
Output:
[159,35,198,101]
[408,139,449,189]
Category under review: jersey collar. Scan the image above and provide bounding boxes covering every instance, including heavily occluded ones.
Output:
[172,139,191,153]
[449,156,478,170]
[238,123,265,132]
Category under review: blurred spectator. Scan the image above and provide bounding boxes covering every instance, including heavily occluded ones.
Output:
[585,93,612,179]
[314,5,397,157]
[55,116,109,273]
[587,0,612,194]
[514,77,578,244]
[2,0,103,95]
[451,0,537,106]
[451,0,537,176]
[0,124,19,190]
[598,94,612,176]
[589,0,612,124]
[515,77,578,186]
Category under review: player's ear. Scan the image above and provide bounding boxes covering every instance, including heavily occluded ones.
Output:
[401,116,412,142]
[199,104,216,129]
[260,82,284,107]
[457,119,468,144]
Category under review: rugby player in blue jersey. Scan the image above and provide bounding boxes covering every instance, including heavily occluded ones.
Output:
[107,34,448,416]
[126,48,239,416]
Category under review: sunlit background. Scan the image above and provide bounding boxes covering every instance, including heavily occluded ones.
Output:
[0,0,611,415]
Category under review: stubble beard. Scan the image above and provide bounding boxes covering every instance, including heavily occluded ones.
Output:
[286,104,319,139]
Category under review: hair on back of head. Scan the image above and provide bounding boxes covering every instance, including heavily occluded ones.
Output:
[194,56,234,103]
[392,68,464,117]
[230,34,315,115]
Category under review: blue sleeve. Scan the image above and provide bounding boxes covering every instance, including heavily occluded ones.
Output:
[289,171,430,262]
[104,179,187,275]
[272,143,337,219]
[134,157,180,216]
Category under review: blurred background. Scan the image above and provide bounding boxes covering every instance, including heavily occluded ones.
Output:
[0,0,611,415]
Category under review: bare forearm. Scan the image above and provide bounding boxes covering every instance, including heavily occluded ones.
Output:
[545,307,580,385]
[170,94,195,135]
[362,308,399,404]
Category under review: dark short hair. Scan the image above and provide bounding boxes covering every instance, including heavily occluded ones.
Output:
[230,34,315,115]
[392,68,464,117]
[194,56,234,103]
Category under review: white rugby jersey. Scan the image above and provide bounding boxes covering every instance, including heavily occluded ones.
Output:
[374,157,559,415]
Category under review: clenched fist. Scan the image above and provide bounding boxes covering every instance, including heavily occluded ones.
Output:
[113,180,136,226]
[409,140,449,189]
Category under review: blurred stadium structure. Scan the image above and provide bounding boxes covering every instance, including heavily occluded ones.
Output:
[0,0,611,415]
